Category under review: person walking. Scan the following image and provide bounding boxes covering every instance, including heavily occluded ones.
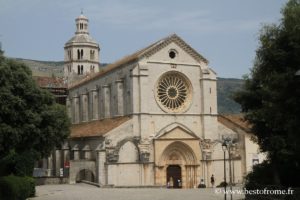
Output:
[210,174,215,187]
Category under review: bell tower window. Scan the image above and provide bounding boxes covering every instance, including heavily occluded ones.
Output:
[77,65,84,75]
[81,49,84,59]
[90,65,95,72]
[90,50,95,60]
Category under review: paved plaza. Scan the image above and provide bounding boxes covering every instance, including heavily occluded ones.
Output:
[29,184,245,200]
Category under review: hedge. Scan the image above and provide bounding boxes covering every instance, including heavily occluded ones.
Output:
[0,175,35,200]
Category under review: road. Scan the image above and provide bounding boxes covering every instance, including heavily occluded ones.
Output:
[29,184,244,200]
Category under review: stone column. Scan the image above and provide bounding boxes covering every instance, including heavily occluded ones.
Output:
[42,158,48,169]
[80,93,88,122]
[116,79,124,116]
[66,98,72,119]
[103,85,111,118]
[72,96,80,124]
[47,153,54,176]
[62,142,70,168]
[55,149,62,176]
[91,89,99,120]
[96,150,106,185]
[72,145,80,160]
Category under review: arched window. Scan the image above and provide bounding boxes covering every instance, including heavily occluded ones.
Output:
[90,50,95,60]
[81,65,84,74]
[90,65,95,72]
[77,65,80,75]
[81,49,84,59]
[77,49,80,60]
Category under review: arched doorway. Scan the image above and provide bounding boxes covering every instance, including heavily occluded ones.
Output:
[156,141,200,188]
[76,169,95,183]
[167,165,182,188]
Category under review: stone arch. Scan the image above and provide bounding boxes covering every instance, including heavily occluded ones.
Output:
[69,160,96,184]
[158,141,197,166]
[113,137,140,163]
[118,141,139,163]
[156,141,200,188]
[76,169,95,182]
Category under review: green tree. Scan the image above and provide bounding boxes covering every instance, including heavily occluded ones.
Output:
[0,54,70,176]
[235,0,300,187]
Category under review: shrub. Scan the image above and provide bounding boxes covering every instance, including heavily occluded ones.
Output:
[0,150,37,177]
[198,184,206,188]
[217,181,228,188]
[245,161,274,190]
[0,175,35,200]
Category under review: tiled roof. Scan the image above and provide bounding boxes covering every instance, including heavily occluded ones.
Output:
[68,34,208,90]
[70,116,131,138]
[33,76,67,88]
[218,114,252,133]
[65,34,98,45]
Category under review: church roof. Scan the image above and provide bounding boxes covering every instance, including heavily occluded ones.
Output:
[68,34,208,89]
[218,114,252,133]
[65,34,98,45]
[33,76,66,88]
[70,116,131,138]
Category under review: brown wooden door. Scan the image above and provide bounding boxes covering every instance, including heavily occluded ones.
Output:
[167,165,182,188]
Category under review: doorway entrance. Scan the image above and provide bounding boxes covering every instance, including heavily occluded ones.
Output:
[166,165,182,188]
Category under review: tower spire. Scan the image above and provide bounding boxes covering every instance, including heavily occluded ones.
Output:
[75,12,89,35]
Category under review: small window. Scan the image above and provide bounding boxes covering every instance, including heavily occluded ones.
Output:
[90,50,95,60]
[169,50,176,59]
[77,49,80,60]
[80,49,83,59]
[90,65,95,72]
[78,65,84,75]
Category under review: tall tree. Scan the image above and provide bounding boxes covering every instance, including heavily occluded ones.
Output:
[0,54,70,175]
[234,0,300,187]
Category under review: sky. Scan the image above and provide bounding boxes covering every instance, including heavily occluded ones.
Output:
[0,0,288,78]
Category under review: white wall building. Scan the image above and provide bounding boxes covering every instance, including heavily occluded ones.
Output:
[38,14,265,188]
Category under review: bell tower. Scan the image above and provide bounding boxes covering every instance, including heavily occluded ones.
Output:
[64,12,100,85]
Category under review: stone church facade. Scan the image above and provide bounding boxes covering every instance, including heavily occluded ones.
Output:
[35,14,265,188]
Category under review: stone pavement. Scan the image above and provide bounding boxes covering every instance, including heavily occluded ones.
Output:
[29,184,245,200]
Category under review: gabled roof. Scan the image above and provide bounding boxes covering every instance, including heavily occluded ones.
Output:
[70,116,131,138]
[68,34,208,90]
[218,114,252,133]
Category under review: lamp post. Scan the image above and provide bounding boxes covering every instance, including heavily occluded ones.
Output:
[228,142,233,200]
[222,141,227,200]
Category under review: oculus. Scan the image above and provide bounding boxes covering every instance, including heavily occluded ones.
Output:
[156,72,192,112]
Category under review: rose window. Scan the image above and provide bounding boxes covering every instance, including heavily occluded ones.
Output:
[156,72,192,112]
